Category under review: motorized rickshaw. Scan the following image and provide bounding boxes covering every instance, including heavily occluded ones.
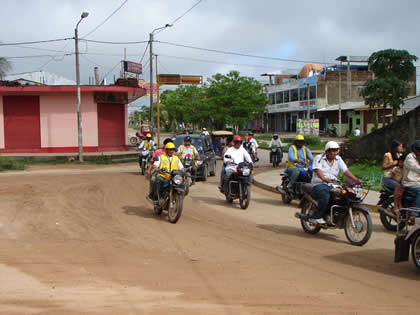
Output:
[211,130,234,157]
[129,123,152,145]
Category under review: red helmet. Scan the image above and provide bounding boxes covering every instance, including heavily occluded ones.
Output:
[233,135,242,142]
[244,136,251,142]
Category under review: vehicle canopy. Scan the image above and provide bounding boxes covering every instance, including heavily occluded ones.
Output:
[211,130,233,137]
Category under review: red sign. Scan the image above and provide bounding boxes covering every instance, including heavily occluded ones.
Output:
[124,61,142,74]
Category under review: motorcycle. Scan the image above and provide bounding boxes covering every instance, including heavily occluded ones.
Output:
[153,169,187,224]
[276,167,312,204]
[394,208,420,270]
[295,180,373,246]
[243,143,258,163]
[223,157,253,209]
[377,186,417,231]
[138,148,152,175]
[319,128,337,137]
[271,146,283,168]
[181,155,198,195]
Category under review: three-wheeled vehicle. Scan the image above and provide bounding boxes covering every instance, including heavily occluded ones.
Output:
[129,123,152,145]
[394,208,420,270]
[211,130,234,157]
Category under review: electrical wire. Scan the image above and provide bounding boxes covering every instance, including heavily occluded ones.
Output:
[10,45,73,54]
[139,42,149,64]
[157,57,171,74]
[82,0,129,38]
[154,0,204,35]
[3,54,63,59]
[0,38,72,46]
[100,60,123,83]
[79,39,148,45]
[156,40,335,64]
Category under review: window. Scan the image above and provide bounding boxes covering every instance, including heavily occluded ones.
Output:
[356,118,361,125]
[269,93,275,104]
[291,89,298,102]
[299,87,307,101]
[276,91,283,104]
[309,85,316,99]
[284,90,290,103]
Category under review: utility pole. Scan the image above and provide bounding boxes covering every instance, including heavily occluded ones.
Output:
[149,32,154,128]
[338,69,342,137]
[155,55,161,147]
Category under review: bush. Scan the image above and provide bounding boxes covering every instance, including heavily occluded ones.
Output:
[302,135,322,146]
[0,158,25,171]
[344,136,360,143]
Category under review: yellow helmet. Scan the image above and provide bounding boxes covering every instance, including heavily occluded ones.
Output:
[165,142,176,150]
[146,133,152,138]
[295,135,305,141]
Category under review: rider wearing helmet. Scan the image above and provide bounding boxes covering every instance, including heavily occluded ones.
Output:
[147,142,184,204]
[401,140,420,208]
[285,135,314,190]
[269,133,283,163]
[138,133,157,151]
[247,132,259,161]
[147,138,173,178]
[222,136,254,193]
[178,136,201,184]
[201,128,210,136]
[243,136,256,161]
[310,141,359,224]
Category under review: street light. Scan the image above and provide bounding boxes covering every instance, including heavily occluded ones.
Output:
[149,24,172,136]
[75,11,89,162]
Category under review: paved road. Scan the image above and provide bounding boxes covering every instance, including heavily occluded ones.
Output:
[0,162,418,314]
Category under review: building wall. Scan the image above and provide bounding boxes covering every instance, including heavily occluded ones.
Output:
[0,96,4,149]
[39,92,98,149]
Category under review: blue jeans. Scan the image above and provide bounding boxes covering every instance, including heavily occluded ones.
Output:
[312,184,333,219]
[405,185,420,208]
[286,167,303,188]
[383,177,399,191]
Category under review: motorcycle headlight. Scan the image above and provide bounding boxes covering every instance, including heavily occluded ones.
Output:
[173,174,183,185]
[242,168,250,176]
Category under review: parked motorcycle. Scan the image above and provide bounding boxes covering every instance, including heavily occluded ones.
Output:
[224,157,253,209]
[153,169,187,224]
[319,128,337,137]
[377,186,417,231]
[271,146,283,168]
[276,167,312,204]
[138,148,152,175]
[394,208,420,270]
[295,180,373,246]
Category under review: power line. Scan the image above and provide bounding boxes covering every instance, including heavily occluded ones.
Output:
[100,60,122,83]
[3,54,62,59]
[82,0,129,38]
[80,39,148,45]
[154,0,204,35]
[139,42,149,63]
[0,38,72,46]
[156,40,335,64]
[9,44,73,54]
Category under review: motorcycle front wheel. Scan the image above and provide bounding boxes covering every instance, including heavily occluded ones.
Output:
[168,193,183,224]
[300,200,321,234]
[239,184,251,209]
[141,162,146,175]
[344,209,372,246]
[411,231,420,270]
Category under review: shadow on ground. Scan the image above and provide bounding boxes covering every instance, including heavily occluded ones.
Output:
[122,205,166,221]
[257,224,348,245]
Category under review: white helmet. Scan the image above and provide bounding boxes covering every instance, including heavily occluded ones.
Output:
[325,141,340,151]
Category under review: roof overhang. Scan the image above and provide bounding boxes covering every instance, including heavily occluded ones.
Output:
[335,56,369,63]
[317,102,366,112]
[0,85,147,103]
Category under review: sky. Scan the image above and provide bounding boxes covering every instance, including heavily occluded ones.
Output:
[1,0,419,111]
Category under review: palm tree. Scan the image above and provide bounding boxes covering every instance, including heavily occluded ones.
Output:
[0,57,12,79]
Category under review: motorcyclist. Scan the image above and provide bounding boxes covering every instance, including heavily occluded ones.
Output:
[382,139,404,191]
[222,136,254,193]
[401,140,420,209]
[248,132,259,161]
[147,142,184,204]
[243,136,257,162]
[147,138,174,178]
[138,133,157,151]
[178,136,201,184]
[310,141,359,224]
[201,128,210,136]
[285,135,313,190]
[269,133,283,163]
[219,136,234,190]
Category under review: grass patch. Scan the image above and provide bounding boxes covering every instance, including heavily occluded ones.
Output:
[74,154,114,164]
[347,160,383,191]
[0,157,26,171]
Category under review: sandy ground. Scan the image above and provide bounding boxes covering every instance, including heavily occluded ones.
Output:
[0,162,419,314]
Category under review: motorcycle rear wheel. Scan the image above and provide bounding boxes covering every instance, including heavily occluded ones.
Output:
[168,193,183,224]
[130,136,138,145]
[239,184,250,209]
[411,231,420,270]
[344,209,372,246]
[300,201,321,234]
[379,198,398,232]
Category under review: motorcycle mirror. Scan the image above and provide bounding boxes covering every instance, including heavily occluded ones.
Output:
[224,155,231,159]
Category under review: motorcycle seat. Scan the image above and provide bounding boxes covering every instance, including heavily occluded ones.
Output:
[301,183,314,194]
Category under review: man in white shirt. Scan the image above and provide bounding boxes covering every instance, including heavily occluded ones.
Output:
[178,136,201,184]
[402,140,420,208]
[222,136,254,193]
[201,128,210,136]
[269,133,283,163]
[310,141,359,224]
[354,127,361,137]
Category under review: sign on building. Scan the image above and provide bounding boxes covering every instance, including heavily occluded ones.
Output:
[123,61,142,74]
[297,119,319,136]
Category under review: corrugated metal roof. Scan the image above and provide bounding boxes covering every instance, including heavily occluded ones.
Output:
[4,71,76,85]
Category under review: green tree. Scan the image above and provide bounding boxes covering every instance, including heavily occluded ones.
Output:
[360,49,418,121]
[206,71,267,132]
[0,57,12,79]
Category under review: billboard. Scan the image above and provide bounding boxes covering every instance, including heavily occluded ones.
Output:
[123,61,142,74]
[297,119,319,136]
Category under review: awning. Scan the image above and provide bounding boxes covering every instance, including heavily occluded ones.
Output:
[317,102,365,112]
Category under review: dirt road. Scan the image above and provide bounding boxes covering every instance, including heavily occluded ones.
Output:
[0,162,418,314]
